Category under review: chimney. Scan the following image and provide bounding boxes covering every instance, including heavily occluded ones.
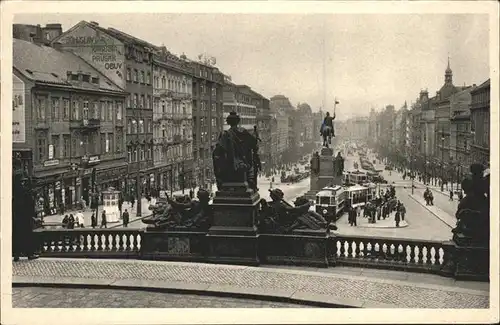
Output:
[90,21,99,26]
[53,41,63,51]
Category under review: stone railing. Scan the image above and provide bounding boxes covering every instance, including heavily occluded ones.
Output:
[330,235,454,276]
[33,228,455,277]
[34,228,142,259]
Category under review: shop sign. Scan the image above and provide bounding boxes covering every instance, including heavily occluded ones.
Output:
[43,159,60,167]
[88,155,100,165]
[76,178,81,186]
[48,145,54,160]
[55,181,61,190]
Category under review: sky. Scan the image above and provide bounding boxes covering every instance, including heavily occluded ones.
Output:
[14,13,490,119]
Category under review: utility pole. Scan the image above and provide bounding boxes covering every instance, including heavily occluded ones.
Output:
[135,110,142,218]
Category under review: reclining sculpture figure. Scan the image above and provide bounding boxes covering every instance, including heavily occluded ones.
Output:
[258,188,337,234]
[142,189,212,231]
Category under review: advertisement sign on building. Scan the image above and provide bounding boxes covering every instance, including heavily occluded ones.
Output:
[12,74,26,143]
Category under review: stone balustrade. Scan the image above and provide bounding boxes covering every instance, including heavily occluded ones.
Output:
[34,228,459,278]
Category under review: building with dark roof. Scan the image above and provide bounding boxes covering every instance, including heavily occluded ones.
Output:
[13,38,128,212]
[52,20,158,195]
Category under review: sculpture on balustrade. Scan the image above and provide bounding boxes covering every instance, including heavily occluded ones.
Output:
[258,188,337,234]
[310,151,320,176]
[452,163,490,246]
[212,111,260,191]
[142,189,212,231]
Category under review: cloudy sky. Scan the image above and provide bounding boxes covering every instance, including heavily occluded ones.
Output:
[14,13,490,119]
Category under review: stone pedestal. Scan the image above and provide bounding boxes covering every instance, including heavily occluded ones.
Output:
[305,147,342,199]
[206,182,260,266]
[140,227,207,262]
[452,234,489,281]
[259,229,329,268]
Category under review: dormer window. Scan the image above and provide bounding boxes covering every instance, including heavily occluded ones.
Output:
[82,74,90,82]
[71,74,79,81]
[91,77,99,84]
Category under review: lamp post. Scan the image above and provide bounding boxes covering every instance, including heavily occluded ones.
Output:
[441,130,445,192]
[423,139,427,185]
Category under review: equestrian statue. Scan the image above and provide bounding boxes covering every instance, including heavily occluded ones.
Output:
[319,100,339,148]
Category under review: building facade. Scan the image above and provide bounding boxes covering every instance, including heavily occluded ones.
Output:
[52,20,157,195]
[13,38,127,215]
[469,79,490,168]
[190,61,224,189]
[152,48,193,192]
[13,23,63,45]
[223,82,258,131]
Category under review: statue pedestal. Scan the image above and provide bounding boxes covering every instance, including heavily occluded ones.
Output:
[259,229,329,268]
[305,147,342,199]
[140,227,207,262]
[206,182,260,266]
[452,233,489,281]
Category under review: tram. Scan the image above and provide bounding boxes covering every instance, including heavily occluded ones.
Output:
[314,185,347,222]
[345,184,369,208]
[347,170,368,185]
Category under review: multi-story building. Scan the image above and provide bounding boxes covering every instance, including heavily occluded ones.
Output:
[296,103,314,146]
[470,79,490,168]
[270,95,295,162]
[270,109,289,168]
[223,82,258,131]
[13,38,127,214]
[190,60,224,189]
[253,94,271,172]
[152,47,193,192]
[52,20,156,195]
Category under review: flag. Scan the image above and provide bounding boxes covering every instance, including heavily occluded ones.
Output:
[335,100,340,105]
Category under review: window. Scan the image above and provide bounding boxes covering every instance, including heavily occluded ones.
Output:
[51,98,59,120]
[146,71,151,84]
[146,95,151,109]
[37,137,46,162]
[140,71,145,83]
[140,95,145,108]
[132,120,138,134]
[82,101,89,119]
[108,101,113,121]
[36,96,46,121]
[71,100,79,120]
[71,136,78,157]
[100,133,106,154]
[140,145,145,161]
[126,96,131,108]
[128,148,132,163]
[126,68,131,81]
[139,119,144,133]
[100,101,106,121]
[92,102,99,119]
[116,131,122,153]
[116,101,123,120]
[133,94,138,108]
[63,99,70,120]
[134,69,138,82]
[127,119,132,134]
[52,135,60,158]
[63,135,70,158]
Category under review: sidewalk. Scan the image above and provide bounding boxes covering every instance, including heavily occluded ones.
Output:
[12,258,489,309]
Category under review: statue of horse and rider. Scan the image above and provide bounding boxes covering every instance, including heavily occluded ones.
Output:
[320,111,336,148]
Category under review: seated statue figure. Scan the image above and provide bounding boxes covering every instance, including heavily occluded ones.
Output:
[452,164,489,245]
[258,188,335,234]
[143,189,212,230]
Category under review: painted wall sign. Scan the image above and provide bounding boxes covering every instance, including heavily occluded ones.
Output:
[58,24,126,89]
[12,74,26,143]
[43,159,60,167]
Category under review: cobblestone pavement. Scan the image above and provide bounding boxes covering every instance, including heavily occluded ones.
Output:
[12,287,311,308]
[12,258,489,308]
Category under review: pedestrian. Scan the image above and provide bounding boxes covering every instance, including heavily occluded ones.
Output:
[74,213,80,228]
[356,206,361,218]
[189,189,194,200]
[449,189,453,201]
[122,209,130,228]
[118,195,123,215]
[400,204,406,221]
[395,210,401,227]
[130,195,135,208]
[429,192,434,206]
[91,212,97,228]
[68,214,75,229]
[76,210,85,228]
[100,210,107,228]
[62,214,69,228]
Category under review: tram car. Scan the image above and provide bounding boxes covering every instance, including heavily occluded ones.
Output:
[314,185,347,222]
[347,170,368,185]
[345,184,370,209]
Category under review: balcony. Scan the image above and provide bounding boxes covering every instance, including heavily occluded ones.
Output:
[70,118,101,130]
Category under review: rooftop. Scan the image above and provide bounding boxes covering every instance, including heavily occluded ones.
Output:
[13,38,124,93]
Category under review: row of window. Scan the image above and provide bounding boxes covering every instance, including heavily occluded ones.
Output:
[153,99,192,115]
[126,144,153,163]
[126,68,151,85]
[127,118,152,134]
[193,117,218,128]
[152,124,192,140]
[153,75,191,94]
[224,105,257,116]
[35,131,123,162]
[195,100,218,112]
[35,97,123,122]
[153,143,193,163]
[126,93,152,109]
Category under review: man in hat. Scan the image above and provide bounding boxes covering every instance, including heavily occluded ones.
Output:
[212,111,260,191]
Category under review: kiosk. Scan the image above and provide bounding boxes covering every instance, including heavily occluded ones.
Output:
[102,187,121,223]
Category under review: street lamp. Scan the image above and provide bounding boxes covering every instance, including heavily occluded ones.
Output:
[441,130,445,192]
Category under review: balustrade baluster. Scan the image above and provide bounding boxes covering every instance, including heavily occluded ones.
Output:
[357,241,364,258]
[409,244,416,264]
[347,240,354,258]
[59,234,67,253]
[438,247,445,266]
[429,247,436,265]
[381,243,388,260]
[373,243,380,260]
[117,234,124,252]
[335,240,341,257]
[417,245,424,265]
[81,234,89,252]
[97,234,103,251]
[125,234,132,252]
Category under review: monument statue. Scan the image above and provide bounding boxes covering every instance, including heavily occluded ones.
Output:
[143,189,212,230]
[212,111,260,191]
[310,151,320,175]
[452,163,489,245]
[319,111,336,148]
[258,188,336,234]
[333,152,345,176]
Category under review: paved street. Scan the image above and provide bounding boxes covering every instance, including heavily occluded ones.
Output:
[12,258,489,309]
[13,287,310,308]
[335,152,453,241]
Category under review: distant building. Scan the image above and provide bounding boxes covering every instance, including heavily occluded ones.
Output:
[13,23,63,45]
[223,82,258,131]
[13,38,127,213]
[469,79,490,168]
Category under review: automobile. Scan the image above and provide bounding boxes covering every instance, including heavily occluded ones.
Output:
[384,165,394,171]
[372,175,388,184]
